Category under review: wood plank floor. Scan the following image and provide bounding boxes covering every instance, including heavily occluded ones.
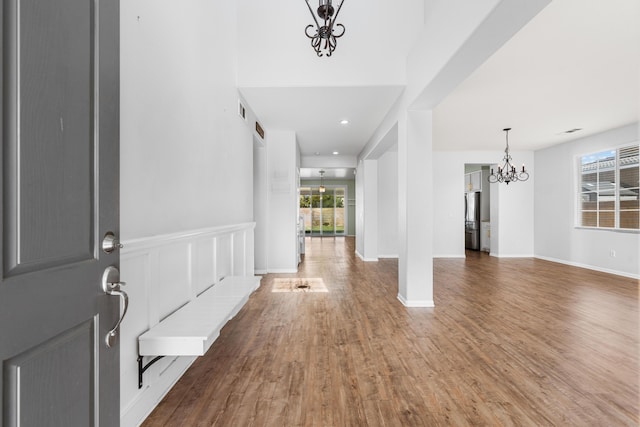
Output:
[142,237,639,426]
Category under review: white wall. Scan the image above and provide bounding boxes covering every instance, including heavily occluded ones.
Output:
[119,1,258,424]
[355,160,379,261]
[355,161,365,256]
[120,0,254,240]
[534,123,639,277]
[433,150,535,258]
[266,130,299,272]
[378,150,399,257]
[253,137,268,273]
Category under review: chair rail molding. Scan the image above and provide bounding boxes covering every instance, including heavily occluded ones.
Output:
[119,222,256,427]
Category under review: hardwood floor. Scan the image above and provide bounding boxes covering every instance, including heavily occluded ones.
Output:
[142,237,639,426]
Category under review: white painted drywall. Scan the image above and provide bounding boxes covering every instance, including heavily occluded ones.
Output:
[266,130,299,272]
[253,137,268,273]
[119,2,259,424]
[432,150,535,258]
[534,123,639,277]
[355,160,379,260]
[378,150,399,257]
[360,0,551,159]
[120,0,254,240]
[397,110,435,307]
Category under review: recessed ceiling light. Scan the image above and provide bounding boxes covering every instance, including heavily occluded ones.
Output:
[340,119,349,125]
[332,151,339,155]
[314,152,320,155]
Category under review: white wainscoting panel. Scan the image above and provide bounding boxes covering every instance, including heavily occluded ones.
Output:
[119,223,256,427]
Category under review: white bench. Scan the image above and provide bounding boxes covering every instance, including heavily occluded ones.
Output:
[136,276,261,387]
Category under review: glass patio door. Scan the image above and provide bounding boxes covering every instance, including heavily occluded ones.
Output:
[299,186,347,236]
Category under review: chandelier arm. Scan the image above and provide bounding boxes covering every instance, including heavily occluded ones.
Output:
[304,0,322,31]
[332,23,345,38]
[330,0,345,30]
[305,24,317,39]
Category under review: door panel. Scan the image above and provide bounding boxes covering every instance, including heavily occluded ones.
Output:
[6,0,94,274]
[0,0,120,424]
[4,319,96,426]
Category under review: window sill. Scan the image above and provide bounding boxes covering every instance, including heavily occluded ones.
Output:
[574,226,640,234]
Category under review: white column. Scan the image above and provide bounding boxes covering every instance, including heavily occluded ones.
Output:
[266,130,299,273]
[355,159,379,261]
[397,110,434,307]
[362,159,379,261]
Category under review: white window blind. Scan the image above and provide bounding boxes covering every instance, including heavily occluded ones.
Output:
[578,144,639,230]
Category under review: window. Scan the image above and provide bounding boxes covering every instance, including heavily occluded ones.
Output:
[578,144,639,230]
[299,186,347,235]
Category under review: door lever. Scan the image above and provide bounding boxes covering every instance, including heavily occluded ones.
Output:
[102,266,129,347]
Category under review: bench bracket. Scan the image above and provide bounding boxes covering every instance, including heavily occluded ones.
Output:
[137,355,165,389]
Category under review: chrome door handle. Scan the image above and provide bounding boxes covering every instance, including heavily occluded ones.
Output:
[102,266,129,347]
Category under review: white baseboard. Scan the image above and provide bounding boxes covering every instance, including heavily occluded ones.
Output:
[534,255,639,279]
[397,294,435,308]
[254,269,267,275]
[489,253,534,258]
[434,254,465,258]
[378,254,399,259]
[355,250,378,262]
[121,356,195,427]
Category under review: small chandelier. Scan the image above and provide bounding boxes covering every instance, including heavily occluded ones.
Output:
[488,128,529,185]
[319,170,326,193]
[304,0,346,57]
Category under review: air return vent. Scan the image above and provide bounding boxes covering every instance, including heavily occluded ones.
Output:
[238,101,246,121]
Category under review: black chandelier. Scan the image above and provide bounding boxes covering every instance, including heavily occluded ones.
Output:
[488,128,530,185]
[304,0,346,57]
[319,170,326,193]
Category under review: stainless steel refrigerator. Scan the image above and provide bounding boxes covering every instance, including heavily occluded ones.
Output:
[465,192,481,250]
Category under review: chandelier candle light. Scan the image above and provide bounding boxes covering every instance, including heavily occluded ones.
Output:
[488,128,530,185]
[304,0,346,57]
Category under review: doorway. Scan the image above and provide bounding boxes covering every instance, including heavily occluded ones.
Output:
[464,164,491,252]
[299,186,347,236]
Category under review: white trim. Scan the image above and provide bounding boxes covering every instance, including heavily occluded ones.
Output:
[489,253,535,258]
[378,254,398,259]
[397,294,435,308]
[434,254,465,259]
[121,356,195,427]
[535,255,639,279]
[355,250,378,262]
[119,223,256,427]
[122,222,256,253]
[267,268,298,273]
[254,269,267,275]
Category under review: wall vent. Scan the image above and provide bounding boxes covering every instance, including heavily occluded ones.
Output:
[255,121,264,139]
[238,101,247,121]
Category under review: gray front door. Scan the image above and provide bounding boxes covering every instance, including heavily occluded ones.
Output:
[0,0,120,425]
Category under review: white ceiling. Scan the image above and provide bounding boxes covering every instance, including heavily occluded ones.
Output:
[241,0,639,160]
[433,0,640,151]
[240,86,404,157]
